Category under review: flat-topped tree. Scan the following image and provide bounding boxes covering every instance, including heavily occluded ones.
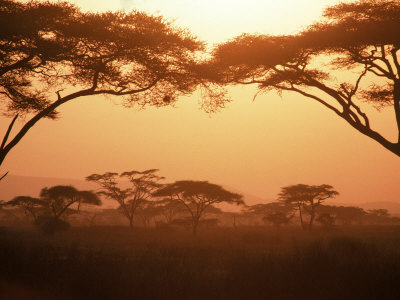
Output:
[209,0,400,156]
[153,180,244,235]
[7,185,100,233]
[6,196,46,221]
[278,184,338,230]
[0,0,222,180]
[86,169,164,227]
[39,185,101,219]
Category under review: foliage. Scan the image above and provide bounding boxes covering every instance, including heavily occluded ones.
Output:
[319,205,366,225]
[0,0,225,180]
[40,185,101,219]
[278,184,339,230]
[209,0,400,156]
[153,180,244,234]
[6,185,100,232]
[155,197,187,224]
[316,213,335,229]
[86,169,164,227]
[247,202,295,228]
[6,195,46,220]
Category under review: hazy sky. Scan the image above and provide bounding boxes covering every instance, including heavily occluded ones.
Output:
[2,0,399,204]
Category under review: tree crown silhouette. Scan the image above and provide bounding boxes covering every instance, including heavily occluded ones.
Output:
[0,0,223,179]
[209,0,400,156]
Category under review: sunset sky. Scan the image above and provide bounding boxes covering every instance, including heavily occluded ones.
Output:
[1,0,399,204]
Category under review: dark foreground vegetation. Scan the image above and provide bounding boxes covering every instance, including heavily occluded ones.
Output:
[1,226,400,300]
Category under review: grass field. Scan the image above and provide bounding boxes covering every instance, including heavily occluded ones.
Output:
[1,225,400,299]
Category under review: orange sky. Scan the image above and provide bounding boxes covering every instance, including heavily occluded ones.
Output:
[1,0,399,204]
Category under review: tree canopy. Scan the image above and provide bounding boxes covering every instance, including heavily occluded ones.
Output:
[86,169,164,227]
[209,0,400,156]
[39,185,101,219]
[0,0,223,179]
[153,180,243,234]
[278,184,338,230]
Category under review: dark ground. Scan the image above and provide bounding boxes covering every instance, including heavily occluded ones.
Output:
[1,225,400,299]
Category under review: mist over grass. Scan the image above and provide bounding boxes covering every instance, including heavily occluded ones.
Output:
[1,226,400,299]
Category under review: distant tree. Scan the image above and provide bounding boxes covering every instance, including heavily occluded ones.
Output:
[39,185,101,219]
[319,205,366,225]
[156,198,188,224]
[7,185,100,233]
[6,195,46,221]
[153,181,244,235]
[278,184,339,230]
[364,208,396,224]
[86,169,164,228]
[0,0,223,180]
[247,202,295,228]
[37,185,100,234]
[209,0,400,156]
[368,208,390,218]
[316,213,335,230]
[135,200,163,228]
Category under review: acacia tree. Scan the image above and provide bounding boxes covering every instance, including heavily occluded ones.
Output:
[278,184,338,230]
[135,200,165,228]
[86,169,164,228]
[156,198,187,224]
[0,0,223,180]
[319,205,366,225]
[153,180,244,235]
[209,0,400,156]
[6,195,45,221]
[7,185,100,233]
[39,185,101,219]
[247,202,295,228]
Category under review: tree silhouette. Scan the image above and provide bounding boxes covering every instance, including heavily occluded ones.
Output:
[319,205,366,225]
[156,197,187,224]
[6,195,46,221]
[0,0,221,180]
[135,200,163,228]
[316,213,335,230]
[245,202,295,228]
[278,184,338,230]
[209,0,400,156]
[153,180,243,235]
[86,169,163,228]
[39,185,101,219]
[7,185,100,233]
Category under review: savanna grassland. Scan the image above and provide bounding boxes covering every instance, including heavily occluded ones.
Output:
[1,225,400,300]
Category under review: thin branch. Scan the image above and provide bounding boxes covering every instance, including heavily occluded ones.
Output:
[1,114,19,150]
[0,54,34,76]
[0,171,8,181]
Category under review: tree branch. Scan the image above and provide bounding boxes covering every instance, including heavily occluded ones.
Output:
[1,114,19,150]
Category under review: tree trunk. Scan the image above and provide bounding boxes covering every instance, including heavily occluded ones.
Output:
[309,208,315,231]
[129,217,134,228]
[393,81,400,144]
[308,202,316,231]
[298,203,306,230]
[192,218,199,236]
